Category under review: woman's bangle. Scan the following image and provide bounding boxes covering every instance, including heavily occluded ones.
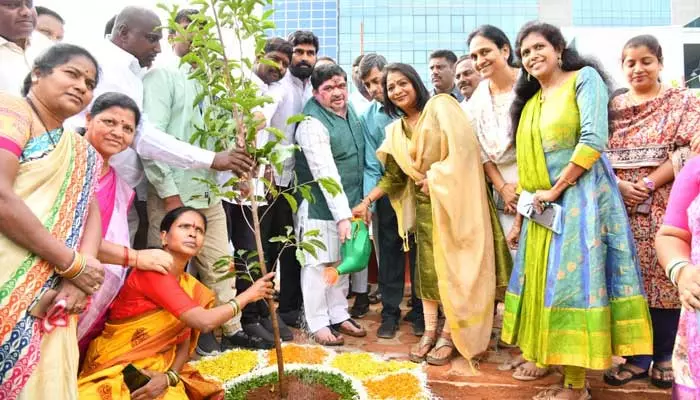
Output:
[123,246,129,267]
[228,298,240,316]
[166,369,180,386]
[667,258,691,287]
[71,258,88,280]
[362,197,373,206]
[56,251,84,279]
[134,250,139,268]
[497,182,507,192]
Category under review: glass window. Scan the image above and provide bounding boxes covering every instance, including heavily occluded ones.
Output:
[401,15,413,32]
[414,15,426,33]
[451,15,462,33]
[438,16,450,33]
[426,16,438,32]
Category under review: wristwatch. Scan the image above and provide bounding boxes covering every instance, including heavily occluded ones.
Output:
[642,177,656,191]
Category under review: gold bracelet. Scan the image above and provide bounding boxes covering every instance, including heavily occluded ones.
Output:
[228,299,240,316]
[56,252,83,279]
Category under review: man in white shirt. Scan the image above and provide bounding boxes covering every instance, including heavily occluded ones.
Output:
[264,30,318,328]
[224,37,296,347]
[64,6,255,246]
[294,64,367,345]
[0,1,53,95]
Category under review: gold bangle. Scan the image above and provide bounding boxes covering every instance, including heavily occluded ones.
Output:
[497,182,507,191]
[57,252,83,279]
[228,299,240,316]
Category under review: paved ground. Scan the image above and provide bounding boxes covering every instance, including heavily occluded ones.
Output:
[287,298,670,400]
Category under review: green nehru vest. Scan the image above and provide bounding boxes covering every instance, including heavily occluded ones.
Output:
[294,98,365,221]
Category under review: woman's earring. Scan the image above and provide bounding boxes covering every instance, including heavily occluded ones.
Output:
[526,72,531,82]
[558,56,563,68]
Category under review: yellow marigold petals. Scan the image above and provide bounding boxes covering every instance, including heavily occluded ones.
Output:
[268,344,329,366]
[331,352,415,380]
[192,349,258,382]
[365,373,424,399]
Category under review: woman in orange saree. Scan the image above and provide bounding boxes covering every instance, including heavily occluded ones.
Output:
[78,207,275,400]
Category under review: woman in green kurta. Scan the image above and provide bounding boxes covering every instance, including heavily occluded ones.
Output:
[503,22,652,400]
[353,63,497,367]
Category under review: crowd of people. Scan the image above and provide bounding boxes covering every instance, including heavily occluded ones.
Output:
[2,1,700,400]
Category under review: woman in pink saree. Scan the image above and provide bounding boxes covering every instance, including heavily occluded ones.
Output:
[655,155,700,399]
[77,92,172,355]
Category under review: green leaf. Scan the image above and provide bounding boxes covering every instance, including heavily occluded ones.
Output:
[286,114,306,125]
[295,248,306,267]
[317,177,343,196]
[281,192,298,213]
[299,242,318,258]
[307,239,327,251]
[303,229,320,238]
[268,235,289,243]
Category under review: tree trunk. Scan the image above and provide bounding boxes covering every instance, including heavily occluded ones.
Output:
[250,196,287,399]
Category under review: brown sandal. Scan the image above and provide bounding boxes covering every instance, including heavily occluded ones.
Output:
[426,335,456,366]
[312,327,344,346]
[533,385,591,400]
[409,332,436,363]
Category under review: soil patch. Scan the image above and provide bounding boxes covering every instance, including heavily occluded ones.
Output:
[246,375,340,400]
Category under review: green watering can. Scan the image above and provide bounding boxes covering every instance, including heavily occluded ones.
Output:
[323,219,372,285]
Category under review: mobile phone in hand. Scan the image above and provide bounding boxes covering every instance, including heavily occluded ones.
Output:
[122,364,151,393]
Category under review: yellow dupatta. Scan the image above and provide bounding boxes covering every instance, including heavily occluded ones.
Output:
[78,273,223,400]
[377,94,496,359]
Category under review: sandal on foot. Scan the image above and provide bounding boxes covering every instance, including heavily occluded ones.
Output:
[426,335,456,366]
[512,362,551,381]
[409,332,436,363]
[331,319,367,338]
[650,364,673,389]
[533,385,591,400]
[312,328,344,346]
[498,354,526,371]
[603,364,648,386]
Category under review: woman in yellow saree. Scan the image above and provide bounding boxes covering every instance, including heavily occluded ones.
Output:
[78,207,276,400]
[0,44,105,399]
[353,63,496,366]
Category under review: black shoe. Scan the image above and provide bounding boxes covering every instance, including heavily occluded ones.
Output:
[403,309,418,322]
[243,322,275,344]
[195,331,221,356]
[261,314,294,341]
[377,319,399,339]
[279,309,302,328]
[412,318,425,337]
[221,330,273,350]
[350,293,370,318]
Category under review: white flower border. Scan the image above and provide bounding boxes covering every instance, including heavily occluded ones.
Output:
[223,363,368,400]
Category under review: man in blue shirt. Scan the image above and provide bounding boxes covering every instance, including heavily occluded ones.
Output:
[358,54,423,339]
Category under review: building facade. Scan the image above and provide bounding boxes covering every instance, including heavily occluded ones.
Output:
[266,0,700,88]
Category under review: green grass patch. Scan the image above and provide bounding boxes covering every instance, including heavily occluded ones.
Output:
[225,368,358,400]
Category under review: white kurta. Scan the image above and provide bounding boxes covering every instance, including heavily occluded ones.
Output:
[463,80,518,254]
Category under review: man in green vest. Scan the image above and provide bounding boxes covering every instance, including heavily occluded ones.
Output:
[294,64,368,345]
